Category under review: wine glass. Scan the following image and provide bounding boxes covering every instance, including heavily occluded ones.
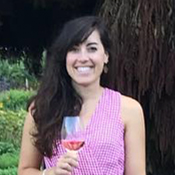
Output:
[61,116,85,151]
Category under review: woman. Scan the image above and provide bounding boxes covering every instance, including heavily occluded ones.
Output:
[18,16,146,175]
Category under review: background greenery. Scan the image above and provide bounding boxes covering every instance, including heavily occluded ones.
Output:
[0,89,34,111]
[0,59,38,90]
[0,62,35,175]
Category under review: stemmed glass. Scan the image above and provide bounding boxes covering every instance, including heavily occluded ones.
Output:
[61,116,85,151]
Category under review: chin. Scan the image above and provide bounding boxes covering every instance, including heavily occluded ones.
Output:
[73,80,95,87]
[72,77,100,88]
[75,82,92,87]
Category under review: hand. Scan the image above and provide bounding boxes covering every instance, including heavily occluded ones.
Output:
[53,151,78,175]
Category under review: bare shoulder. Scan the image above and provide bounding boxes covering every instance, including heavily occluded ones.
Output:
[120,95,143,112]
[120,95,144,128]
[120,95,146,175]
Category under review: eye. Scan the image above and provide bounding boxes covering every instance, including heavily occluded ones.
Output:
[69,46,80,52]
[88,47,97,52]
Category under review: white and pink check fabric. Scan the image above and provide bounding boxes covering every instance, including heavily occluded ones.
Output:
[44,88,125,175]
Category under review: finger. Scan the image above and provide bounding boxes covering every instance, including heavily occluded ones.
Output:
[64,151,78,161]
[58,157,78,169]
[55,168,71,175]
[61,153,78,166]
[59,162,73,172]
[66,158,78,167]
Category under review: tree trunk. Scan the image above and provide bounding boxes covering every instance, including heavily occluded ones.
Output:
[98,0,175,174]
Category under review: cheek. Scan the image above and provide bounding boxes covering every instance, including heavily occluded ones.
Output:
[66,54,76,77]
[65,55,71,74]
[66,54,74,68]
[95,54,107,65]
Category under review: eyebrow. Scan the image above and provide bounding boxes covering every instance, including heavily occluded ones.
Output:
[86,42,98,46]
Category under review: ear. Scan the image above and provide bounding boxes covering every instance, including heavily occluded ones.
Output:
[104,51,109,64]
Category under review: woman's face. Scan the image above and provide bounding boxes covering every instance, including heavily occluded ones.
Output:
[66,30,109,87]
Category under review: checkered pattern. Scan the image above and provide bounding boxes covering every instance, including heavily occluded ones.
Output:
[44,88,125,175]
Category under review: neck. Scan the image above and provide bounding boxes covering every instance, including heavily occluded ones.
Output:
[72,83,104,103]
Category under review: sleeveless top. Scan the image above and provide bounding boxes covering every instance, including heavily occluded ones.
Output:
[44,88,125,175]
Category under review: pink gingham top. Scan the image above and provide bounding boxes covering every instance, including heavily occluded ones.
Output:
[44,88,125,175]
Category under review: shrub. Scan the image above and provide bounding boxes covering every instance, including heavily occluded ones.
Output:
[0,78,10,92]
[0,109,26,147]
[0,142,15,155]
[0,59,38,90]
[0,152,19,169]
[0,89,35,111]
[0,167,17,175]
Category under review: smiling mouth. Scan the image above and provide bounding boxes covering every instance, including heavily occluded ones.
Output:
[76,66,93,74]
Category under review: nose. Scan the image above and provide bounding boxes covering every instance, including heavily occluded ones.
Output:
[77,50,89,62]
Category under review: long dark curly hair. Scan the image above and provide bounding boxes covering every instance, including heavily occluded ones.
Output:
[29,16,116,157]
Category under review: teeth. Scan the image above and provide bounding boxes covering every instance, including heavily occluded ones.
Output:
[77,67,91,72]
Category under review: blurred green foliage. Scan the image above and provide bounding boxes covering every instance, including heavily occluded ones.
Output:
[0,167,17,175]
[0,152,19,169]
[0,59,38,89]
[0,142,16,155]
[0,89,34,175]
[0,89,35,111]
[0,73,36,174]
[0,89,35,147]
[0,110,26,147]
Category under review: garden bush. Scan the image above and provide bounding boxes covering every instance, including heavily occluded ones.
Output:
[0,152,19,169]
[0,88,35,175]
[0,89,35,111]
[0,59,38,90]
[0,142,15,155]
[0,110,26,147]
[0,167,17,175]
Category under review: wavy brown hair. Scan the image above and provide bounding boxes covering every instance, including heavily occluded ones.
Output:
[29,16,115,157]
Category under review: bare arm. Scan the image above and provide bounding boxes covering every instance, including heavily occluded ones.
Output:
[18,108,78,175]
[121,96,146,175]
[18,109,43,175]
